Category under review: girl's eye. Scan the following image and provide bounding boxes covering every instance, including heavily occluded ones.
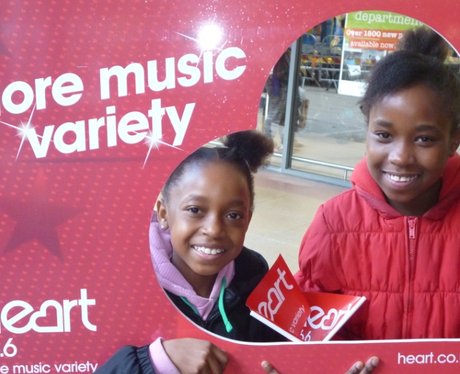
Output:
[375,131,391,140]
[227,212,243,220]
[415,135,435,144]
[186,206,201,214]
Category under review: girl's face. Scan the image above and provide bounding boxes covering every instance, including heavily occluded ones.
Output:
[157,161,252,295]
[366,84,460,216]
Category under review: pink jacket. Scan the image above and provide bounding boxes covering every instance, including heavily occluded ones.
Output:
[148,213,234,373]
[295,154,460,340]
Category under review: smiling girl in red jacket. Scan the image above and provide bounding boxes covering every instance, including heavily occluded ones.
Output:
[296,26,460,374]
[296,26,460,344]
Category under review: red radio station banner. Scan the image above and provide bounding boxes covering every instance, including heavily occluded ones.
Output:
[1,1,460,373]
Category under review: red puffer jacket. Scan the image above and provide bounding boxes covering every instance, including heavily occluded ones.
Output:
[295,154,460,340]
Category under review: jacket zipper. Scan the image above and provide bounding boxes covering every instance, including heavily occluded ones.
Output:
[404,217,418,338]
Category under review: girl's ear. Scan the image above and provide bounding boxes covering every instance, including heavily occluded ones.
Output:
[248,210,253,225]
[156,198,169,230]
[449,128,460,156]
[243,210,253,235]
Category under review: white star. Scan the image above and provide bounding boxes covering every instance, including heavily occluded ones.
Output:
[0,104,40,160]
[176,22,228,66]
[142,131,181,168]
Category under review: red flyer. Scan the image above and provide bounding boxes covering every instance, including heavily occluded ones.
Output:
[246,255,366,342]
[303,291,366,341]
[246,255,311,341]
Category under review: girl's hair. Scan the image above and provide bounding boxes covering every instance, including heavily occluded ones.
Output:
[162,130,274,209]
[359,26,460,130]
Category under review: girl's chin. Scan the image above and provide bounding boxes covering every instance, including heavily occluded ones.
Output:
[192,260,228,275]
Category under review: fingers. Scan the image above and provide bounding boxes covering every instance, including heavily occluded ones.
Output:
[346,356,380,374]
[346,361,365,374]
[211,344,228,364]
[206,345,228,374]
[362,356,380,373]
[261,360,280,374]
[163,338,228,374]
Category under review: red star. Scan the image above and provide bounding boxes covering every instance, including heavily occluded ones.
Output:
[0,173,79,259]
[0,34,9,57]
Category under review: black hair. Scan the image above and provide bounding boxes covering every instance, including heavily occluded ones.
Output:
[359,26,460,131]
[396,26,449,60]
[162,130,274,210]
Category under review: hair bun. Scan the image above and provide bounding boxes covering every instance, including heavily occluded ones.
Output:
[396,26,449,62]
[223,130,274,172]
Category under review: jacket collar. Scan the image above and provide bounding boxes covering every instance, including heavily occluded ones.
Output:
[350,154,460,220]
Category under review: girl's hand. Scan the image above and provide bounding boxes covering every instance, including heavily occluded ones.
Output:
[346,356,380,374]
[261,360,279,374]
[163,338,228,374]
[261,356,380,374]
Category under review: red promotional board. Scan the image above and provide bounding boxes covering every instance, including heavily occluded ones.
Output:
[1,1,460,373]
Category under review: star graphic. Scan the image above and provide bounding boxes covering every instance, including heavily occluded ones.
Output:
[0,173,80,259]
[0,34,9,57]
[143,130,181,168]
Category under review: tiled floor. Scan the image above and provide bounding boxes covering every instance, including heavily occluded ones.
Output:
[244,168,346,273]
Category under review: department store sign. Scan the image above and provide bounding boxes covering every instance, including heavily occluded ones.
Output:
[338,10,424,97]
[1,1,459,373]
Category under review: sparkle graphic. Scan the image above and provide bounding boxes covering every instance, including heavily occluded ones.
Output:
[0,105,43,160]
[176,21,227,55]
[196,23,224,50]
[142,131,181,168]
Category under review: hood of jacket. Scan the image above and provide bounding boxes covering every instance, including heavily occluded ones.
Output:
[149,212,235,320]
[350,154,460,220]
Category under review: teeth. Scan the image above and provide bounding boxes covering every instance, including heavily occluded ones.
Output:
[194,246,224,255]
[388,174,417,182]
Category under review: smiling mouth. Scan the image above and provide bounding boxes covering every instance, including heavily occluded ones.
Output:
[386,173,418,183]
[193,245,225,255]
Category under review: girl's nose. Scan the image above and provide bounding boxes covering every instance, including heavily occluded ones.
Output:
[202,214,224,237]
[389,141,415,166]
